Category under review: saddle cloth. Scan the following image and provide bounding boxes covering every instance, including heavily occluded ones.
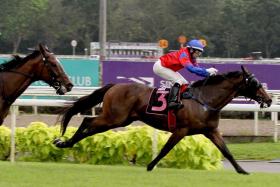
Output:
[146,85,189,132]
[146,88,170,115]
[146,87,177,132]
[146,84,189,115]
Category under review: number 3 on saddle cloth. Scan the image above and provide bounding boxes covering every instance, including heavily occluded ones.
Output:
[146,84,188,132]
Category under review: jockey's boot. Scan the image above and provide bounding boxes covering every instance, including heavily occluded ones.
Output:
[168,83,184,110]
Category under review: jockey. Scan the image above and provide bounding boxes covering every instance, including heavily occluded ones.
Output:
[153,39,218,110]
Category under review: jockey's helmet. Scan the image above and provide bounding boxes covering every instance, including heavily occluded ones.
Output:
[187,39,204,52]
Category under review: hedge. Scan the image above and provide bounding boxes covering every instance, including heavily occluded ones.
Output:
[0,122,222,170]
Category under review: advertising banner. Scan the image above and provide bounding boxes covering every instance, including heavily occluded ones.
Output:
[0,58,100,87]
[103,60,280,90]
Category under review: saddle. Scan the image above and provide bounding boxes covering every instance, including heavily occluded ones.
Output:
[146,85,190,132]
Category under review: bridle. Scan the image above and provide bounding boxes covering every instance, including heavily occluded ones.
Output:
[240,73,265,105]
[188,72,263,111]
[0,54,60,84]
[0,53,62,103]
[39,56,62,90]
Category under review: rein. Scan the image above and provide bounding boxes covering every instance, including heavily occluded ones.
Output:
[190,94,220,111]
[0,56,55,104]
[0,69,35,79]
[189,74,245,111]
[191,76,221,111]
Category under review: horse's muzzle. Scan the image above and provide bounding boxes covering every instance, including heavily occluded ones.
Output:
[65,83,73,92]
[55,83,73,95]
[260,99,272,108]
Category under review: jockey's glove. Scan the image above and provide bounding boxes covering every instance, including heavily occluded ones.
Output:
[206,67,218,76]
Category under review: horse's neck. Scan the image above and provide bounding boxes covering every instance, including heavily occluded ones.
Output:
[1,62,36,103]
[193,79,241,110]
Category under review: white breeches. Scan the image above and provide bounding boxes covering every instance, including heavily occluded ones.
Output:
[153,60,189,85]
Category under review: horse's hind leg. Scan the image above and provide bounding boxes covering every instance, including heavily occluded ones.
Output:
[54,117,95,148]
[205,129,249,175]
[54,116,132,148]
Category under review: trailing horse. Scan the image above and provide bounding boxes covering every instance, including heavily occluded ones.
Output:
[0,44,73,125]
[54,66,271,174]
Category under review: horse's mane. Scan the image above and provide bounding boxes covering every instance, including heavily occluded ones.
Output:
[0,50,41,70]
[191,71,242,87]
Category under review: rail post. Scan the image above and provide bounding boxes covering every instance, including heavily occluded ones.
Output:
[10,105,18,163]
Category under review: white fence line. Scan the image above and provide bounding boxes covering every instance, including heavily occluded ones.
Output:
[10,99,73,163]
[21,86,98,114]
[7,87,280,162]
[22,86,98,97]
[223,104,280,141]
[9,99,280,162]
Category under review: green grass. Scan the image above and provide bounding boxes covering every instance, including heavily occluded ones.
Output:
[227,142,280,160]
[0,161,280,187]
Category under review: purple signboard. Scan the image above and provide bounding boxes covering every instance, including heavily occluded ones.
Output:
[102,60,280,90]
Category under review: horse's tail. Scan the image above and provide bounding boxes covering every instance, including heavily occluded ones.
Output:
[60,83,115,135]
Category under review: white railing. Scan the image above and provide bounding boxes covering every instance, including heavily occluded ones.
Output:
[18,87,280,136]
[9,86,99,163]
[223,103,280,141]
[7,87,280,162]
[22,86,98,97]
[21,86,98,115]
[9,100,280,163]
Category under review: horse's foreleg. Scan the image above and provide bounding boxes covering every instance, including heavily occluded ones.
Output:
[205,129,249,175]
[147,128,188,171]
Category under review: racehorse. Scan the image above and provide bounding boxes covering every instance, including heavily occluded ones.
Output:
[54,66,272,175]
[0,44,73,125]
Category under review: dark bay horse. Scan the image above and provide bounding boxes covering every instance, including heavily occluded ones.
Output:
[0,44,73,125]
[54,66,272,174]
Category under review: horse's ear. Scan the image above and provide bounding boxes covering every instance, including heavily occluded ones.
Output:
[241,65,250,75]
[39,43,47,58]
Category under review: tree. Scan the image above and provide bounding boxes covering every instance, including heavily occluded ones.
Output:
[214,0,247,57]
[0,0,280,57]
[0,0,48,53]
[60,0,99,53]
[245,0,280,58]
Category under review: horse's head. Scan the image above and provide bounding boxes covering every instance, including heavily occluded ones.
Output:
[239,65,272,108]
[38,44,73,95]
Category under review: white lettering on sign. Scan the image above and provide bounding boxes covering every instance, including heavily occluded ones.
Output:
[69,76,92,86]
[160,80,173,88]
[33,76,92,86]
[117,76,154,87]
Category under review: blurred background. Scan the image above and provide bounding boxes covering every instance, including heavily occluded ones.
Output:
[0,0,279,58]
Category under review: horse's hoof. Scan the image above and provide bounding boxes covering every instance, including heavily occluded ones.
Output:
[53,138,66,148]
[53,138,61,144]
[238,170,250,175]
[147,164,154,171]
[54,138,74,148]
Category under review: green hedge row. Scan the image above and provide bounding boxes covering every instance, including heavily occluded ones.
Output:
[0,122,222,170]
